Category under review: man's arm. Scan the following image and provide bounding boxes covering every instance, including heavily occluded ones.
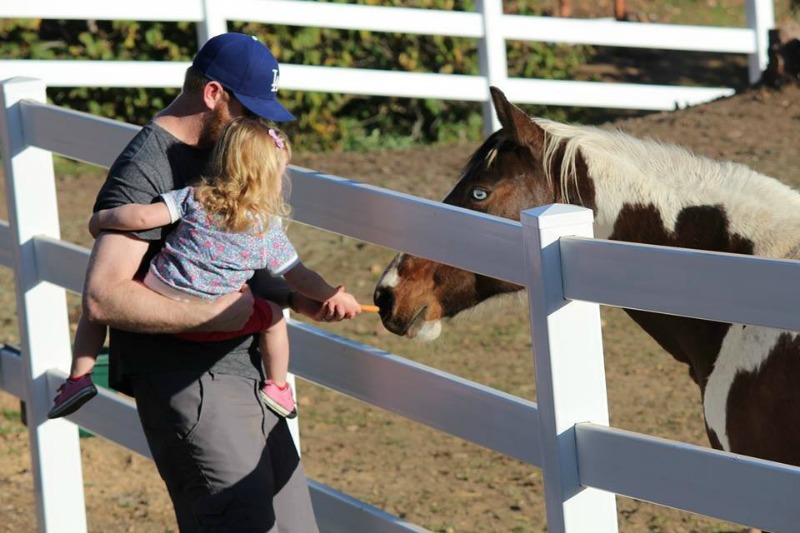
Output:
[82,231,253,333]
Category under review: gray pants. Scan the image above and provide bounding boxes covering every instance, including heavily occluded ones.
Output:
[131,371,319,533]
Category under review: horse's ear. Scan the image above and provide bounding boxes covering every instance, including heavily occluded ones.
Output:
[490,86,545,149]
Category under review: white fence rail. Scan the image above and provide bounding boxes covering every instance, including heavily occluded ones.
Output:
[3,77,800,532]
[0,0,776,133]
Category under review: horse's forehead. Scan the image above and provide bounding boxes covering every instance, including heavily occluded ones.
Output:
[398,254,439,279]
[483,138,533,172]
[458,139,536,188]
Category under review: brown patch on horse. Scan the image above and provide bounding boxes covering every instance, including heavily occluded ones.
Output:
[705,425,724,451]
[725,332,800,464]
[547,138,596,211]
[610,204,755,255]
[610,203,755,391]
[626,312,731,391]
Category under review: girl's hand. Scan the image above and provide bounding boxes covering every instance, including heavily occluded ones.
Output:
[322,286,362,321]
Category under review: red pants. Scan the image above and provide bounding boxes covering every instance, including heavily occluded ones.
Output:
[176,297,275,342]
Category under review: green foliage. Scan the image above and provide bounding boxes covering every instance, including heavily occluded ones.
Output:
[0,19,192,125]
[0,406,23,436]
[0,2,595,150]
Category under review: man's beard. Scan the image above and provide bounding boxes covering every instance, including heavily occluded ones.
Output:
[197,102,232,149]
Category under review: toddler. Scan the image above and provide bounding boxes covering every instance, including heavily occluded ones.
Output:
[49,117,362,419]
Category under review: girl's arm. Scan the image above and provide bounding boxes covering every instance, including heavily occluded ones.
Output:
[284,262,361,319]
[283,262,337,302]
[89,202,172,238]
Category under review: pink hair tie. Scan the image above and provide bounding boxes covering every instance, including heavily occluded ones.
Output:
[268,128,285,149]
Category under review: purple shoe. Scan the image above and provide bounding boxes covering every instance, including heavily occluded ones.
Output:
[48,374,97,419]
[259,380,297,419]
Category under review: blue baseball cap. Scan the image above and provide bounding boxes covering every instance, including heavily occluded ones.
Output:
[192,32,296,122]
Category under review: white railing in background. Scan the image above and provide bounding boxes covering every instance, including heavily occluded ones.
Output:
[4,77,800,533]
[0,0,776,134]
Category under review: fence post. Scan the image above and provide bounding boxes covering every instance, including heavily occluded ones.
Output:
[475,0,507,137]
[746,0,775,84]
[521,204,617,532]
[0,78,87,531]
[198,0,229,47]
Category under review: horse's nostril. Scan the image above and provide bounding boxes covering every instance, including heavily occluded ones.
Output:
[373,287,394,318]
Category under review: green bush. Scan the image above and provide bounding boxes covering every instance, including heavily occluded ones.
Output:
[0,3,596,151]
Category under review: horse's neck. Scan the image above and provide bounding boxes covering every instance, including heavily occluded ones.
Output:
[624,310,730,392]
[585,147,800,260]
[584,147,681,240]
[576,141,800,392]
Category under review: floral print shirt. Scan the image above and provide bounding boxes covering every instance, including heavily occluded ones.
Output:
[148,186,299,299]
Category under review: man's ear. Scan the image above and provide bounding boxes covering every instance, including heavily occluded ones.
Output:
[202,81,226,110]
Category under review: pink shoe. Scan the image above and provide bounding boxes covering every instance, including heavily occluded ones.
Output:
[259,380,297,419]
[48,374,97,419]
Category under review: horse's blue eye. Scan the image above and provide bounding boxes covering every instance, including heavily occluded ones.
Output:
[471,188,488,201]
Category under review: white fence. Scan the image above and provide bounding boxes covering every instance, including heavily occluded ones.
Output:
[3,76,800,532]
[0,0,776,134]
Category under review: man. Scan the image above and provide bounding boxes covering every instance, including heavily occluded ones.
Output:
[83,32,326,531]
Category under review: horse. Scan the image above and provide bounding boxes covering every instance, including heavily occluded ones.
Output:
[373,86,800,467]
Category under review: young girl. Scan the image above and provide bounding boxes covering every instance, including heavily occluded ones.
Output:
[49,117,362,420]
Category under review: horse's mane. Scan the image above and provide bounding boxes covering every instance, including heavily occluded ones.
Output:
[536,117,798,206]
[462,118,800,255]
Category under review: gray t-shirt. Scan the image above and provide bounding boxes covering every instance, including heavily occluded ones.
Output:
[94,121,263,394]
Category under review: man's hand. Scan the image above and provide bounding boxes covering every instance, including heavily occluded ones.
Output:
[201,285,255,332]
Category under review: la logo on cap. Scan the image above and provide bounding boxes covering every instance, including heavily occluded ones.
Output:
[271,69,279,93]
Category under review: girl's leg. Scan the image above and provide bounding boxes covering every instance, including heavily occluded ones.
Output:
[70,313,107,378]
[256,300,297,419]
[259,301,289,386]
[48,313,106,419]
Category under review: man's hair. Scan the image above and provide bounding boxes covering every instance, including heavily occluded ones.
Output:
[196,117,292,233]
[183,65,212,95]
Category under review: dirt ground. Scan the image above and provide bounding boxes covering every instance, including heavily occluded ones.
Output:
[2,3,800,532]
[0,82,798,532]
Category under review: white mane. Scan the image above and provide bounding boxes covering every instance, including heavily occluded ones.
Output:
[534,118,800,259]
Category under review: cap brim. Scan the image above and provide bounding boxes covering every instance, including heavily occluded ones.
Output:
[235,92,296,122]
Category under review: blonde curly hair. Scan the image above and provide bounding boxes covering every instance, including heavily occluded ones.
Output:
[196,117,292,233]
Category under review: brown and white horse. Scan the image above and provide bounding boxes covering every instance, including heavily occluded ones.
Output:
[374,86,800,467]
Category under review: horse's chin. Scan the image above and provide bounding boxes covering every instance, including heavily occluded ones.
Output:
[407,319,442,341]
